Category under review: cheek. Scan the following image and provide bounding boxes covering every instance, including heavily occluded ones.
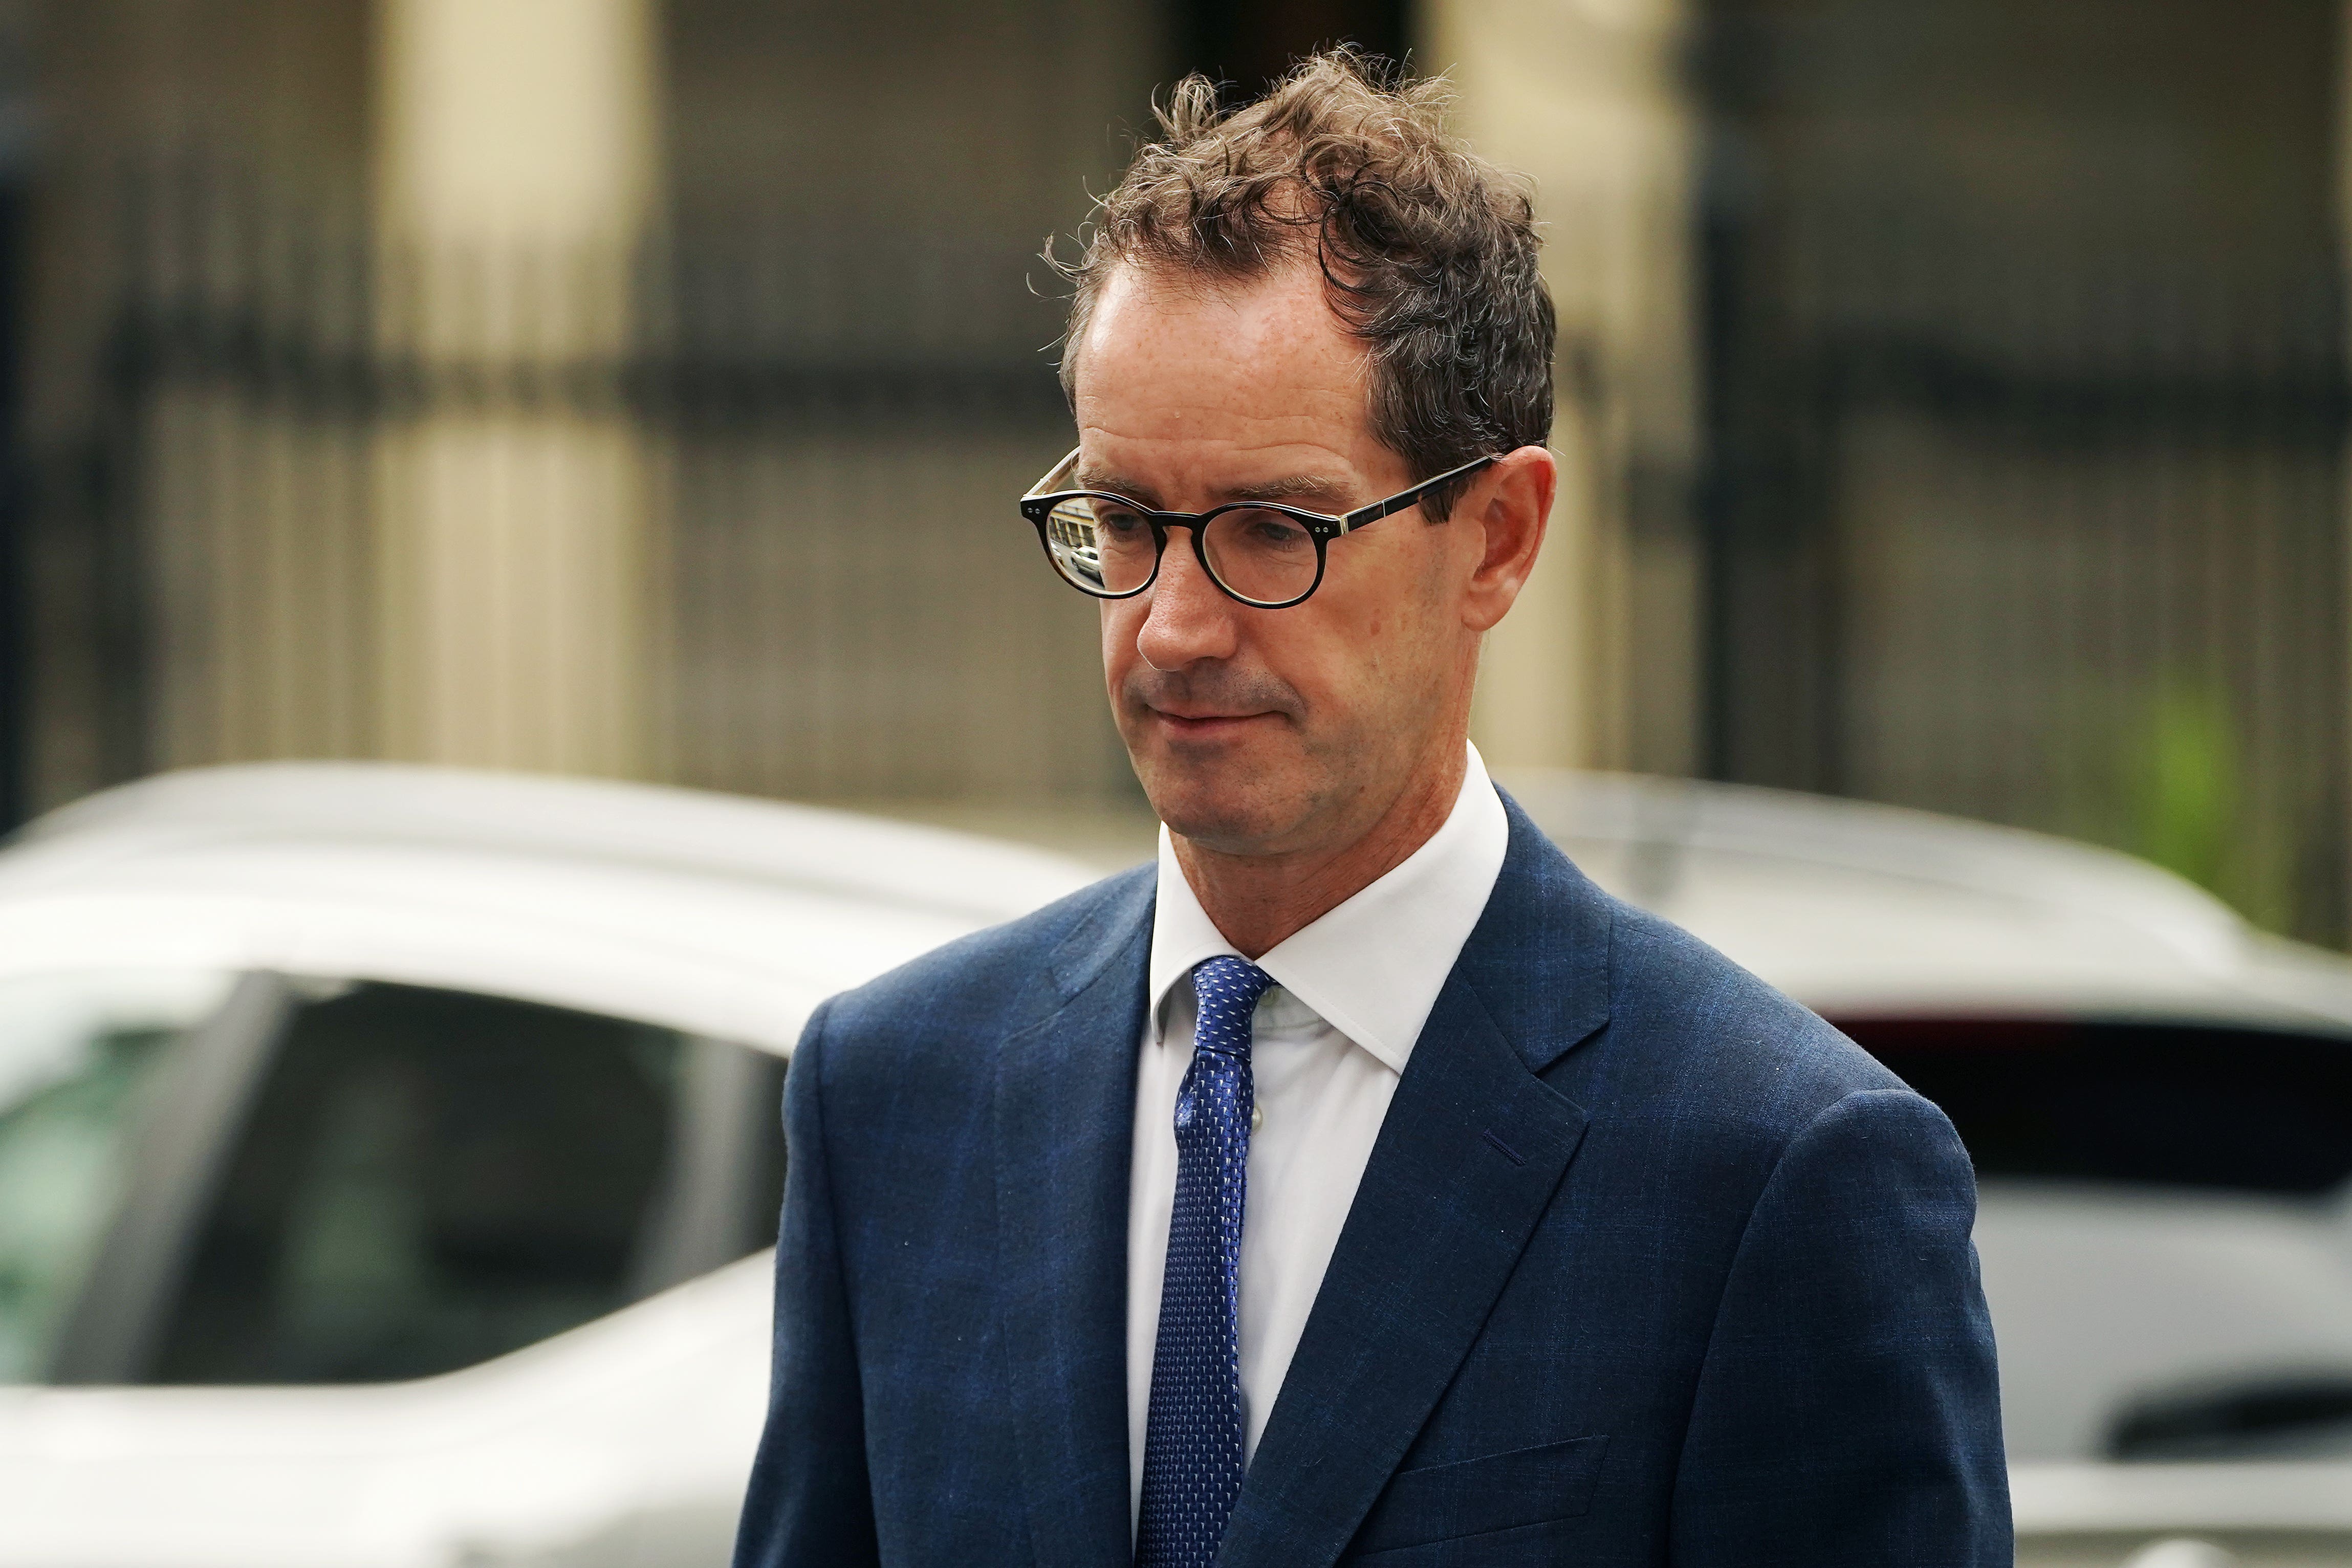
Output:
[1255,615,1357,715]
[1099,600,1143,681]
[1350,536,1453,657]
[1320,539,1463,718]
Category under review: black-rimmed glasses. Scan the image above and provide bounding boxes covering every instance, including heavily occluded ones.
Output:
[1017,448,1501,609]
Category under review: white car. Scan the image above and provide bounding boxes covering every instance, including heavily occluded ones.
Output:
[4,761,2350,1567]
[1511,770,2352,1568]
[0,763,1096,1568]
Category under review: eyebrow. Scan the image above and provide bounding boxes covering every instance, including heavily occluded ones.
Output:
[1073,470,1357,513]
[1072,470,1157,505]
[1224,473,1356,508]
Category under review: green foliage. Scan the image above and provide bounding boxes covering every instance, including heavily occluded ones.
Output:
[2132,684,2236,895]
[2117,681,2293,934]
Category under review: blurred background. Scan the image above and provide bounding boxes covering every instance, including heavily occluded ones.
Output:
[0,0,2340,946]
[9,12,2352,1562]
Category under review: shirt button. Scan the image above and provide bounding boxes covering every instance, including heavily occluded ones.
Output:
[1251,1102,1263,1133]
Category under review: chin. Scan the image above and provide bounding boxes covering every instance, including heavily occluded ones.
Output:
[1139,767,1310,855]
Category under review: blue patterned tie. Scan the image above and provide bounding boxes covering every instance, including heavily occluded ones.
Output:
[1136,955,1273,1568]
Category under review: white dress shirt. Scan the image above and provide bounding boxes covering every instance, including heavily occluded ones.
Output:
[1125,742,1511,1528]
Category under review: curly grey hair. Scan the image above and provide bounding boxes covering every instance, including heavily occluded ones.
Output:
[1052,49,1555,520]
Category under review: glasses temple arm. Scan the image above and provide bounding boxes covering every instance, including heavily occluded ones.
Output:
[1339,453,1501,532]
[1025,445,1084,500]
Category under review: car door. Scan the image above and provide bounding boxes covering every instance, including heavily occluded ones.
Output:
[0,970,788,1568]
[0,965,242,1387]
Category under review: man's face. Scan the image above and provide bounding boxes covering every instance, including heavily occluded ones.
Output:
[1070,260,1491,858]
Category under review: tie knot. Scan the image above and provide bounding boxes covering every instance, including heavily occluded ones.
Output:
[1190,955,1273,1057]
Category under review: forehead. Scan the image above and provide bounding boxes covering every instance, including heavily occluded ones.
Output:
[1071,261,1373,452]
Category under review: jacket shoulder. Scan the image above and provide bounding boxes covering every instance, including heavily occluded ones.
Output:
[1586,885,1913,1139]
[814,861,1153,1051]
[1485,796,1907,1147]
[1542,886,1978,1242]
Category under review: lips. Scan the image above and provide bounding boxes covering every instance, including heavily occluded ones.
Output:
[1123,668,1302,734]
[1150,708,1273,735]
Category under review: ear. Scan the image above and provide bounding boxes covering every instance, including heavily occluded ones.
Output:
[1458,445,1556,634]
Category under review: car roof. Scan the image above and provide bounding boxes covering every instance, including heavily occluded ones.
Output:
[0,763,1102,1050]
[1502,769,2352,1031]
[12,760,2351,1048]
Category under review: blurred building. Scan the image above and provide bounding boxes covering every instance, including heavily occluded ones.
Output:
[13,0,1153,816]
[0,0,2346,944]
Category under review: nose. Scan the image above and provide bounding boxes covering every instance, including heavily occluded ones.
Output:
[1134,528,1240,672]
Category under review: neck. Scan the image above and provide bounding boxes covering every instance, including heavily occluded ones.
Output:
[1171,738,1469,960]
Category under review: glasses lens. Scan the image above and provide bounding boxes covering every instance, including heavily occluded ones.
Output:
[1202,508,1319,605]
[1044,496,1159,596]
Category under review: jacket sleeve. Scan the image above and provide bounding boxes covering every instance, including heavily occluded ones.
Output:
[1668,1086,2012,1566]
[732,1001,882,1568]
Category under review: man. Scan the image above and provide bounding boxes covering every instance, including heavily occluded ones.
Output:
[734,52,2009,1568]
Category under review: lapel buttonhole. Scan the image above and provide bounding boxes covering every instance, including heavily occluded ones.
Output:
[1482,1127,1526,1166]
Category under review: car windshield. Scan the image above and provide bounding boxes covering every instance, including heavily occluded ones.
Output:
[0,969,233,1381]
[1842,1016,2352,1466]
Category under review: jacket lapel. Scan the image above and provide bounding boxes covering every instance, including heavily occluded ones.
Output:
[995,869,1155,1568]
[1219,800,1615,1568]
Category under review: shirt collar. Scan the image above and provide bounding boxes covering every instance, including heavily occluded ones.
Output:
[1146,742,1511,1074]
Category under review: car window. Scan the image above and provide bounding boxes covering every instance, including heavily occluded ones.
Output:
[148,981,784,1385]
[0,969,235,1381]
[1842,1016,2352,1464]
[1840,1017,2352,1192]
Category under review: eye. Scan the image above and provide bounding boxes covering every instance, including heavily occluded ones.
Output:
[1235,510,1311,551]
[1093,503,1152,540]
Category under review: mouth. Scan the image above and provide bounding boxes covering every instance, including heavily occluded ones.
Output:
[1146,707,1279,739]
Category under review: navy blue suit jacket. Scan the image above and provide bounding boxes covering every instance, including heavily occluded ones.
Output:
[734,794,2011,1566]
